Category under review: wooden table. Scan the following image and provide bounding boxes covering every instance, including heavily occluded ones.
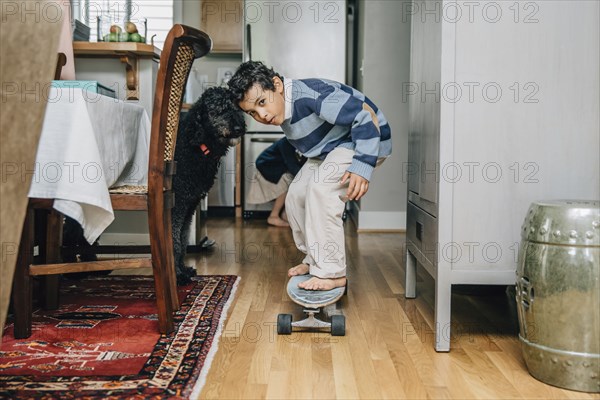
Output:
[29,87,151,243]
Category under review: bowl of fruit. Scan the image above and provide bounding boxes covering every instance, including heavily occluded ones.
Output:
[99,19,147,43]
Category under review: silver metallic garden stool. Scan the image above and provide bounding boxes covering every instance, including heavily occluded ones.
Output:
[517,200,600,392]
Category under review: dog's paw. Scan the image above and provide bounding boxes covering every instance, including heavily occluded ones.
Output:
[175,266,197,285]
[176,273,193,286]
[182,265,197,277]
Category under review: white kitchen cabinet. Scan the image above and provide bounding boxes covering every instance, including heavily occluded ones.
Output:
[405,0,600,351]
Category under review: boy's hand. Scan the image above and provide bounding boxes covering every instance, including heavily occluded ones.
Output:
[340,171,369,201]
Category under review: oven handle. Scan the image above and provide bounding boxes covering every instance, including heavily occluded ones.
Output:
[245,24,252,62]
[250,138,280,143]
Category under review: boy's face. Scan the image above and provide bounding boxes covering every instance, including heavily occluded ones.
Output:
[238,76,286,126]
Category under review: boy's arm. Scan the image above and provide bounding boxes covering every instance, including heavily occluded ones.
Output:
[316,90,384,182]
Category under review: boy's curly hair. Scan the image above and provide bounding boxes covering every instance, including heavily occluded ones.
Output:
[228,61,283,105]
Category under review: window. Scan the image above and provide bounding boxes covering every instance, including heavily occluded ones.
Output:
[75,0,173,49]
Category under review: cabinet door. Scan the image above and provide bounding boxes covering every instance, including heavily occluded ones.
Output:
[415,0,441,206]
[407,0,423,196]
[201,0,243,53]
[408,0,441,208]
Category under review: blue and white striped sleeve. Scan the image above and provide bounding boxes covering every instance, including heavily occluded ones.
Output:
[316,86,382,181]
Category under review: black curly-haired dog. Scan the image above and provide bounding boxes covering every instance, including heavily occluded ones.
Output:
[172,87,245,284]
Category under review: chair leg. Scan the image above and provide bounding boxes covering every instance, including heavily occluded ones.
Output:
[42,210,63,310]
[12,208,35,339]
[148,203,174,334]
[164,212,179,311]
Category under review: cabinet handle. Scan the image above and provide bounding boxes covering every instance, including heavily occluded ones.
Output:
[416,221,423,241]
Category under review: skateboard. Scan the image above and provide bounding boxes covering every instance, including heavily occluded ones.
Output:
[277,274,347,336]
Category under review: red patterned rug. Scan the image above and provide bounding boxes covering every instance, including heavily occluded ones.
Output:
[0,275,239,399]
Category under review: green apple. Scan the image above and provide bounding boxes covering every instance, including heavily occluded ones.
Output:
[119,32,129,42]
[108,33,119,42]
[129,33,142,43]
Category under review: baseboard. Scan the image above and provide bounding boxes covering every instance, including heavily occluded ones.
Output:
[357,228,406,233]
[358,211,406,231]
[100,214,199,246]
[98,233,150,246]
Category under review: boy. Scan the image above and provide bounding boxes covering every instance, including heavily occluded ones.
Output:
[229,61,391,291]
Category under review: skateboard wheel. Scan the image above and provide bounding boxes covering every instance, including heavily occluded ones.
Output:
[277,314,293,335]
[331,315,345,336]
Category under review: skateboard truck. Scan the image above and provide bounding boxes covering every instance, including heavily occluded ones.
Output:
[277,275,347,336]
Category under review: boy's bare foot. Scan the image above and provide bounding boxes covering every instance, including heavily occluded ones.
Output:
[288,263,309,277]
[298,276,347,291]
[280,209,288,223]
[267,216,290,227]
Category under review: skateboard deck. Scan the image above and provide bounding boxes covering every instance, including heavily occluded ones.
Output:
[287,275,345,309]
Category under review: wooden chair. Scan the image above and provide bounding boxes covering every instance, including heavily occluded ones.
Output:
[0,14,64,337]
[12,25,212,339]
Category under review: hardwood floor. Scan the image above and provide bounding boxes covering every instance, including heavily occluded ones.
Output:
[129,217,599,399]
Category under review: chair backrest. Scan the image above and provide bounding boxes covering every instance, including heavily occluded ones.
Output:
[0,4,63,338]
[148,25,212,199]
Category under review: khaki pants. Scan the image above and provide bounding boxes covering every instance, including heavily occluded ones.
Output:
[285,147,383,278]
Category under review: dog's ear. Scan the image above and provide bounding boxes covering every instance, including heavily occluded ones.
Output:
[181,100,208,147]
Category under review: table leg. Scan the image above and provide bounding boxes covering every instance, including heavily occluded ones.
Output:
[13,208,34,339]
[42,210,63,310]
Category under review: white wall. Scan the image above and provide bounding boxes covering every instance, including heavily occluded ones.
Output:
[356,0,412,230]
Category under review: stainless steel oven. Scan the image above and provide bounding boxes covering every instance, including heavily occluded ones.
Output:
[242,132,285,219]
[206,147,236,217]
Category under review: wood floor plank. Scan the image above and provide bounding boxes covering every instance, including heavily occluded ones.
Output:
[265,370,289,400]
[287,334,314,399]
[249,266,271,312]
[373,358,410,399]
[342,301,385,399]
[200,334,240,399]
[330,335,361,399]
[242,384,268,399]
[450,346,520,399]
[244,312,275,383]
[380,299,438,399]
[311,340,337,400]
[218,310,263,399]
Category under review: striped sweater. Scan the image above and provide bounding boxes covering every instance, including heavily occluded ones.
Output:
[280,78,391,181]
